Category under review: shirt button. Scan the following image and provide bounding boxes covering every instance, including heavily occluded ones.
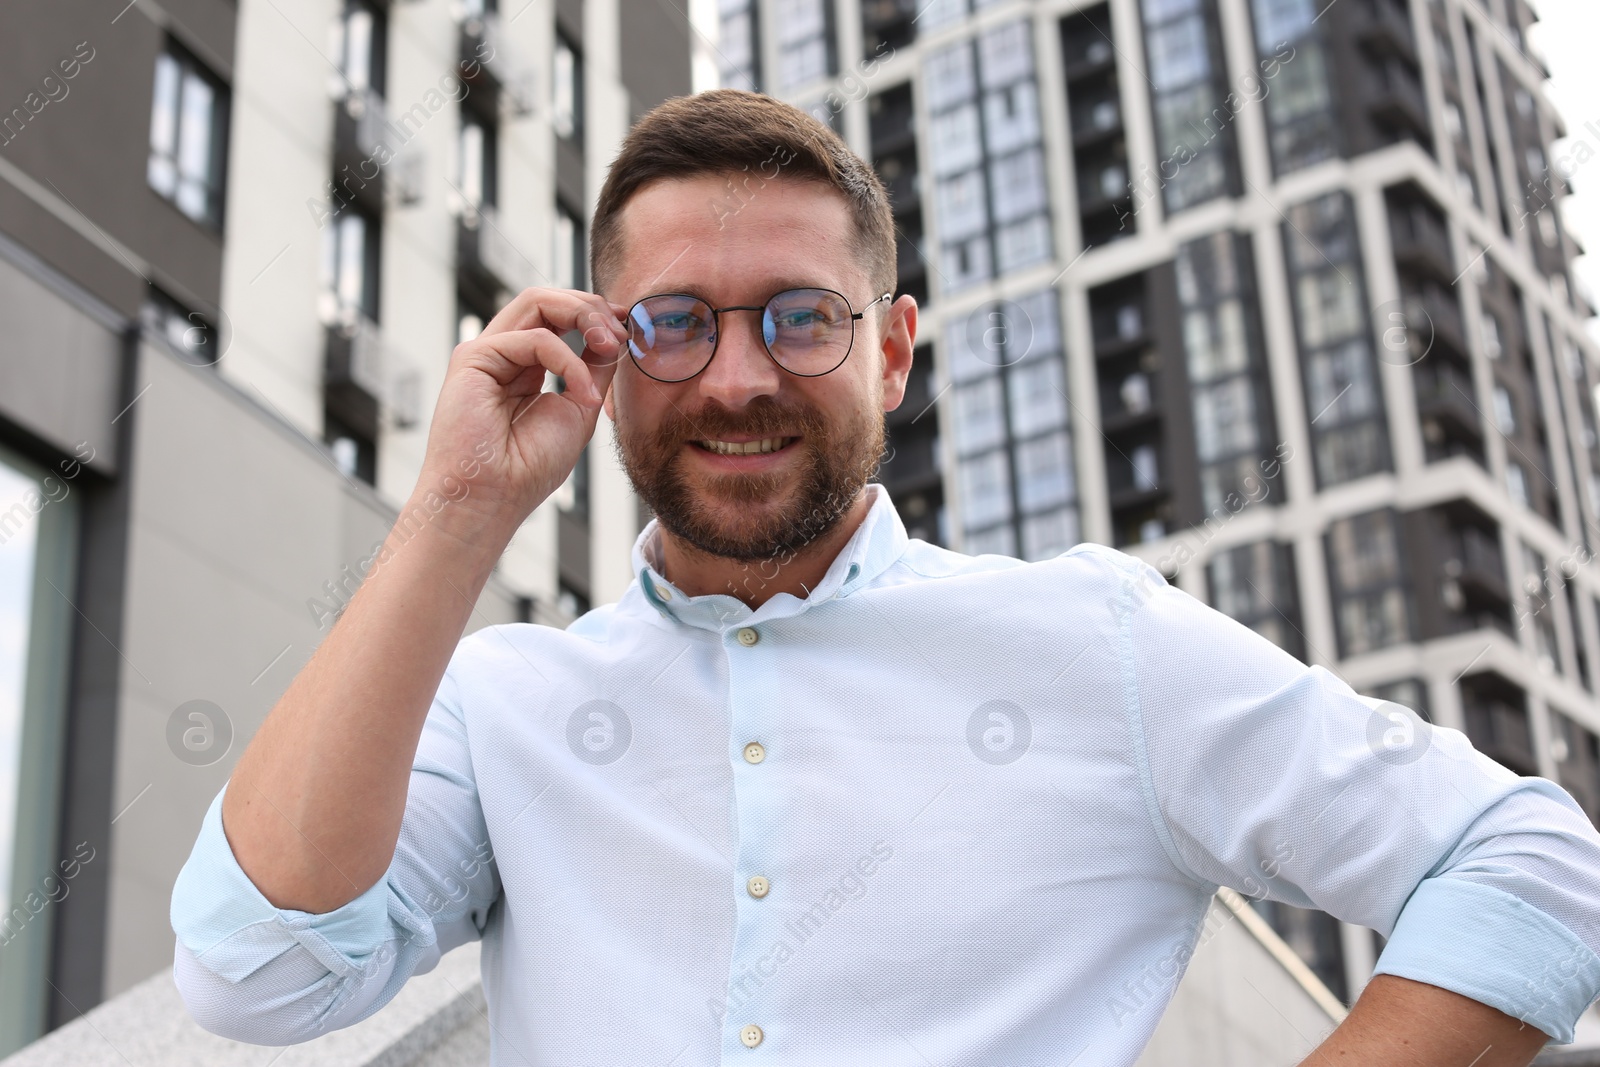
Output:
[740,1024,764,1048]
[657,586,673,601]
[736,626,759,646]
[747,875,770,898]
[743,741,766,764]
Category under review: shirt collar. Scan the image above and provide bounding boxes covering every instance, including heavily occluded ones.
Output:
[625,482,909,631]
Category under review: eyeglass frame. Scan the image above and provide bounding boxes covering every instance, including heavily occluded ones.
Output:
[623,287,894,383]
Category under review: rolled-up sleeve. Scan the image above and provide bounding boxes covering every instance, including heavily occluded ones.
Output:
[1100,547,1600,1043]
[169,656,500,1044]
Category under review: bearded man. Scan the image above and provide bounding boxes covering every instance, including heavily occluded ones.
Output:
[172,90,1600,1067]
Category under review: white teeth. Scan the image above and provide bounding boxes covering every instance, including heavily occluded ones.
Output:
[697,437,792,455]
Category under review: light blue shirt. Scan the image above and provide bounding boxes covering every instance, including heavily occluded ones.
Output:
[171,482,1600,1064]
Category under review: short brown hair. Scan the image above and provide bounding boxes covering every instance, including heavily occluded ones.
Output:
[590,89,896,298]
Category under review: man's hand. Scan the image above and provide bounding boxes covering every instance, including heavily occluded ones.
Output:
[220,287,631,913]
[422,287,629,541]
[1303,974,1551,1066]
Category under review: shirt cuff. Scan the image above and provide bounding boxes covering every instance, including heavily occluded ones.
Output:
[170,783,396,984]
[1372,876,1600,1043]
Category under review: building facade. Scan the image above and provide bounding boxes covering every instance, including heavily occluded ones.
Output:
[0,0,687,1055]
[725,0,1600,1010]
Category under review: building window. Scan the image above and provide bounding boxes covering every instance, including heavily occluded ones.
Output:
[925,20,1051,294]
[553,202,584,291]
[719,0,763,90]
[948,289,1077,559]
[775,0,836,90]
[321,206,381,324]
[0,445,81,1056]
[1460,672,1535,776]
[147,43,229,228]
[1365,678,1430,721]
[1284,192,1391,487]
[1325,509,1412,657]
[458,110,498,210]
[1176,232,1279,515]
[1207,541,1305,659]
[1139,0,1237,212]
[1554,712,1600,827]
[553,32,582,140]
[1249,0,1337,174]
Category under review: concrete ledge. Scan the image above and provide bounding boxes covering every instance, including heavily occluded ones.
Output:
[0,943,486,1067]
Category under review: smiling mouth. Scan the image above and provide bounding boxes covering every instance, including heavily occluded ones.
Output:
[691,437,797,456]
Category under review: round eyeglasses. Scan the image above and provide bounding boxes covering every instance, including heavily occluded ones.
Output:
[624,287,893,383]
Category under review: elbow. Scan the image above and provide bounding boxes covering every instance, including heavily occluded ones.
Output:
[172,940,336,1046]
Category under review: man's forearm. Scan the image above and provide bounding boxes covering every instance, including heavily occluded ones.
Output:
[1303,974,1551,1067]
[220,489,515,914]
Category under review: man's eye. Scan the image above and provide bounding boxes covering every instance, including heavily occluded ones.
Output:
[774,311,821,328]
[653,313,701,331]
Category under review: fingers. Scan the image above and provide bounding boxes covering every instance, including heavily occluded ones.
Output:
[462,327,607,406]
[481,288,627,352]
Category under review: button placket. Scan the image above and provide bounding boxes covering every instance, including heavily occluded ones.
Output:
[724,618,780,1056]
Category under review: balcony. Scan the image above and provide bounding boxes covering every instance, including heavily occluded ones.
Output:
[459,11,534,115]
[1364,56,1429,140]
[1413,359,1482,439]
[1389,200,1454,282]
[1460,673,1536,776]
[332,87,389,214]
[1350,0,1418,61]
[457,204,535,301]
[325,315,422,435]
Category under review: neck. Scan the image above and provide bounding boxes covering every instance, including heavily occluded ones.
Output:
[656,490,873,610]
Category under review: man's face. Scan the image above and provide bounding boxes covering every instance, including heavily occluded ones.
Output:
[602,174,913,563]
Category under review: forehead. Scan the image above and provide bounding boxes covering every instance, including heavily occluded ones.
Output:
[608,173,867,304]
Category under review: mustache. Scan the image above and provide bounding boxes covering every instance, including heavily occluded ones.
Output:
[657,399,830,443]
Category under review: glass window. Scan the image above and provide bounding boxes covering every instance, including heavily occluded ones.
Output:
[1192,378,1260,462]
[965,521,1016,557]
[1015,431,1074,511]
[977,20,1033,87]
[928,104,983,177]
[960,449,1013,529]
[935,168,989,242]
[553,33,581,139]
[1146,17,1210,91]
[1006,357,1067,437]
[983,82,1041,155]
[458,112,497,209]
[994,215,1053,275]
[953,377,1006,455]
[553,203,582,290]
[1481,312,1503,359]
[1022,507,1079,561]
[1507,461,1529,507]
[147,45,228,228]
[988,148,1048,223]
[1493,384,1516,435]
[1182,301,1249,380]
[320,207,379,323]
[924,40,977,112]
[0,445,78,1056]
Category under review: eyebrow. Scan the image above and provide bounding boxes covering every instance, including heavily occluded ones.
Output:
[644,279,843,302]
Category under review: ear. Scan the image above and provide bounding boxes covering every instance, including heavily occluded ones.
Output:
[603,375,617,422]
[879,294,918,413]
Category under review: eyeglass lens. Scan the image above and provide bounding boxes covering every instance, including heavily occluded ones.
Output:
[626,288,856,381]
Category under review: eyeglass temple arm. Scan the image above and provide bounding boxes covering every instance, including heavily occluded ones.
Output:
[851,293,895,321]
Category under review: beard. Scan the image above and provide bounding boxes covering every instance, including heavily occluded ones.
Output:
[614,392,887,564]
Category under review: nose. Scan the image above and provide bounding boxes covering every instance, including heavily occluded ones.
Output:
[697,308,783,408]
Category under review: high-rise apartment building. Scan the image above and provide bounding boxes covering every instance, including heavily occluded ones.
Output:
[726,0,1599,1009]
[0,0,688,1054]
